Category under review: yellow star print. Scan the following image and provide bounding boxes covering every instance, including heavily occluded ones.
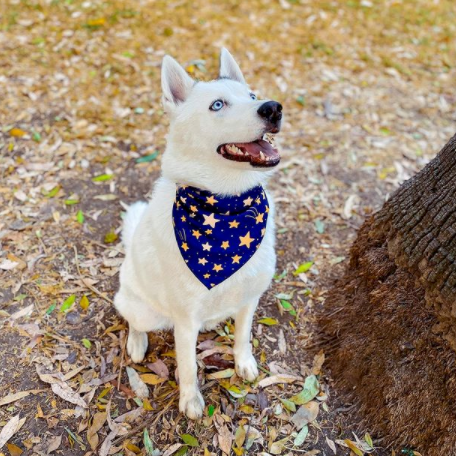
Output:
[232,254,242,264]
[265,205,270,213]
[255,197,261,205]
[182,242,189,252]
[192,230,202,239]
[221,241,230,250]
[205,229,212,234]
[206,195,218,205]
[202,242,212,251]
[203,273,211,279]
[243,196,253,206]
[190,205,198,212]
[229,220,240,229]
[181,215,186,222]
[213,264,223,272]
[203,213,220,229]
[255,213,264,224]
[198,258,208,265]
[239,231,255,248]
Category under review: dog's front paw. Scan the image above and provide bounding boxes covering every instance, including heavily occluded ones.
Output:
[127,329,148,363]
[235,352,259,382]
[179,388,205,420]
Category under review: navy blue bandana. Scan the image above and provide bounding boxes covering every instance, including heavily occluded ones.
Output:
[172,185,269,289]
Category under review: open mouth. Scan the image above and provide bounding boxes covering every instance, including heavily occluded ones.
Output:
[217,134,280,168]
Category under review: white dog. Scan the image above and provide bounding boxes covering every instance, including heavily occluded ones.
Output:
[114,48,283,419]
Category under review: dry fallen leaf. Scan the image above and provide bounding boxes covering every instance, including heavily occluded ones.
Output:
[9,305,34,321]
[87,412,107,450]
[0,415,25,448]
[257,374,300,388]
[7,443,23,456]
[140,373,166,385]
[0,259,19,270]
[278,329,287,354]
[146,359,170,379]
[45,434,62,454]
[291,401,320,430]
[269,437,289,455]
[126,367,149,399]
[234,425,246,449]
[0,390,41,406]
[50,383,87,408]
[162,443,183,456]
[326,436,337,454]
[214,420,232,455]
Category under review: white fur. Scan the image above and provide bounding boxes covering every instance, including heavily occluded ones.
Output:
[121,201,148,250]
[115,49,279,419]
[219,47,246,84]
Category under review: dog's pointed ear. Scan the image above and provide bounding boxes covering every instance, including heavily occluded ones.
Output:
[161,55,194,111]
[219,48,246,85]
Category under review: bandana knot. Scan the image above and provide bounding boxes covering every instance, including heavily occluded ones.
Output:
[172,184,269,289]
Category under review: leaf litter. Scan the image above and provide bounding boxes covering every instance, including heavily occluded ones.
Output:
[1,0,455,454]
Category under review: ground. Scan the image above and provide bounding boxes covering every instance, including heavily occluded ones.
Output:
[1,1,456,455]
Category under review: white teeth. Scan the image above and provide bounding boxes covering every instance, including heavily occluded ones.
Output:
[225,144,246,156]
[259,151,265,161]
[264,133,275,145]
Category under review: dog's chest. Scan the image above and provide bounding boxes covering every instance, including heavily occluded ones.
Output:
[133,179,276,319]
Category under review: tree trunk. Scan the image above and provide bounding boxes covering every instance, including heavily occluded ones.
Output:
[322,134,456,455]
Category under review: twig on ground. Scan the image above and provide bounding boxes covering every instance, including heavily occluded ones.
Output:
[281,282,309,288]
[117,330,127,390]
[112,396,176,446]
[73,245,114,305]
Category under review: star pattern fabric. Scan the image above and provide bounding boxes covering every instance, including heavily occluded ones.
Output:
[172,184,269,289]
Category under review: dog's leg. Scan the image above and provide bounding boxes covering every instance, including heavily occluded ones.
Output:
[127,326,148,363]
[174,321,204,419]
[234,301,259,382]
[116,288,171,363]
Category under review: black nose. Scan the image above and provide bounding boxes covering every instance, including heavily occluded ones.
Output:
[257,101,283,125]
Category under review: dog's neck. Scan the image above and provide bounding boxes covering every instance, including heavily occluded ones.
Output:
[161,134,273,196]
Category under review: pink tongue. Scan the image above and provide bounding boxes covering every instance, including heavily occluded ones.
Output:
[235,140,276,158]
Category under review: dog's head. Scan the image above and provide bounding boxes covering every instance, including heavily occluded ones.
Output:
[161,49,283,193]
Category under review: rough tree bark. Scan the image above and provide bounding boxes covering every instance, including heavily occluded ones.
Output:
[322,134,456,455]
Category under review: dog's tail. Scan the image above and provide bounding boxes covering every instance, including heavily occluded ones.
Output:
[120,201,148,250]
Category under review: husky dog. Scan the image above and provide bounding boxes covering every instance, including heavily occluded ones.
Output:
[115,48,282,419]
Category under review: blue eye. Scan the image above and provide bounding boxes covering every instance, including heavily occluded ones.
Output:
[250,93,257,100]
[210,100,224,111]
